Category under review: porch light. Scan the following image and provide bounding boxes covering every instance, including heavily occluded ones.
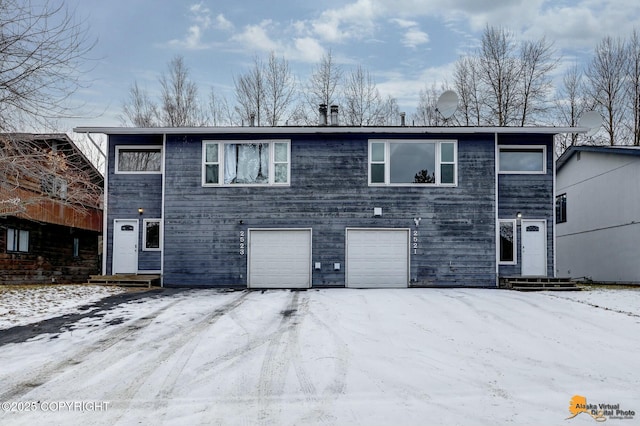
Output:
[138,207,144,215]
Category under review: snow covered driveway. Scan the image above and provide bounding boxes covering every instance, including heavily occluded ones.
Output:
[1,287,639,425]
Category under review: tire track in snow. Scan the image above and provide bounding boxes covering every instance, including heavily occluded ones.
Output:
[0,294,186,402]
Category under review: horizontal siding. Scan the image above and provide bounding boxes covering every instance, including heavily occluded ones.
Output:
[162,133,497,287]
[497,135,555,277]
[105,134,163,274]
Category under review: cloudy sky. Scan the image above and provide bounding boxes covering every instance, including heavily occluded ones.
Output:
[66,0,640,130]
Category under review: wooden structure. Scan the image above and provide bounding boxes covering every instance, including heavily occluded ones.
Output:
[0,134,103,284]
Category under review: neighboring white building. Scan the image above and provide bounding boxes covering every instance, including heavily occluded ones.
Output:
[556,145,640,283]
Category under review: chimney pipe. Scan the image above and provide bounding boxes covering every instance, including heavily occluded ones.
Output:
[319,104,328,126]
[250,112,256,127]
[330,105,339,126]
[400,112,406,127]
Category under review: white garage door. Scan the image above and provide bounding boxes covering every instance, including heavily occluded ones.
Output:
[346,229,409,288]
[248,229,312,289]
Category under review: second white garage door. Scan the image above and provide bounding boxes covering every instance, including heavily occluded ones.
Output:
[248,229,312,289]
[346,228,409,288]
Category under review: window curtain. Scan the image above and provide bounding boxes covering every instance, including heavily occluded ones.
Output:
[224,143,269,184]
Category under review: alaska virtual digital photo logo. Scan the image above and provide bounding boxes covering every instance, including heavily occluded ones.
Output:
[567,395,636,422]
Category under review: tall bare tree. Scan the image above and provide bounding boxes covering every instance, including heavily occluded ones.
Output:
[0,0,95,131]
[519,37,557,125]
[120,82,159,127]
[301,50,343,124]
[234,56,266,126]
[159,56,205,127]
[207,87,234,126]
[343,65,385,126]
[585,36,628,145]
[264,52,297,126]
[453,56,482,126]
[555,64,589,153]
[627,30,640,146]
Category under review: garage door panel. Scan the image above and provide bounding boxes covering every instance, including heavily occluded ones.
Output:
[347,229,409,288]
[249,229,311,289]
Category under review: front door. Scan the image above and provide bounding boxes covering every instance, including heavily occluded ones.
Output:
[113,219,138,274]
[521,220,546,276]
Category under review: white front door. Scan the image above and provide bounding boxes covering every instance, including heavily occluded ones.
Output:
[521,220,546,276]
[113,219,138,274]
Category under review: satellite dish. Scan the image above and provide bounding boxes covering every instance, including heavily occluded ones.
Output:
[436,90,459,119]
[578,111,603,137]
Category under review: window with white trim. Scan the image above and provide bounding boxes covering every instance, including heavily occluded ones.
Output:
[498,220,516,264]
[202,140,290,186]
[7,228,29,253]
[143,219,161,251]
[498,146,546,174]
[115,146,162,173]
[369,140,457,186]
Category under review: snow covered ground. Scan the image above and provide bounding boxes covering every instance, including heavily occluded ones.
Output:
[0,286,638,425]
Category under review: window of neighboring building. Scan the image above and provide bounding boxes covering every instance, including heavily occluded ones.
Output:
[498,146,546,174]
[202,140,290,186]
[556,193,567,224]
[369,140,457,186]
[498,220,516,264]
[41,175,68,199]
[7,228,29,253]
[115,146,162,173]
[143,219,161,251]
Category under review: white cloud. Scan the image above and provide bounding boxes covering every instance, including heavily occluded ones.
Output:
[291,37,326,63]
[311,0,379,42]
[215,14,234,31]
[166,2,214,50]
[231,20,279,52]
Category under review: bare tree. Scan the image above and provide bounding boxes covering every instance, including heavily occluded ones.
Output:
[585,36,628,145]
[413,82,455,126]
[120,82,159,127]
[627,30,640,146]
[555,64,589,153]
[343,65,384,126]
[453,56,482,126]
[301,50,343,124]
[0,134,102,218]
[159,56,205,127]
[264,52,297,126]
[519,37,558,125]
[477,26,522,126]
[207,87,234,126]
[0,0,95,131]
[234,56,266,126]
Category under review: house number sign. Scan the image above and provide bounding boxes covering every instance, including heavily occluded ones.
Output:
[239,230,246,255]
[412,230,419,255]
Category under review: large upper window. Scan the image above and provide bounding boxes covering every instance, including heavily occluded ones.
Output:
[498,220,516,264]
[202,140,290,186]
[115,146,162,173]
[369,140,457,186]
[498,146,546,174]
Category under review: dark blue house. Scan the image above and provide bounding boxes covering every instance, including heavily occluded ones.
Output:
[75,124,579,288]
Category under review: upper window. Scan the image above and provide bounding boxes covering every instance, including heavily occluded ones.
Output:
[116,146,162,174]
[202,140,290,186]
[498,146,546,174]
[369,140,457,186]
[7,228,29,253]
[556,193,567,224]
[143,219,161,251]
[498,219,516,264]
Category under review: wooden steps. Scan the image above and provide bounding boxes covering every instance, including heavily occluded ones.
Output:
[88,274,161,288]
[499,277,580,291]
